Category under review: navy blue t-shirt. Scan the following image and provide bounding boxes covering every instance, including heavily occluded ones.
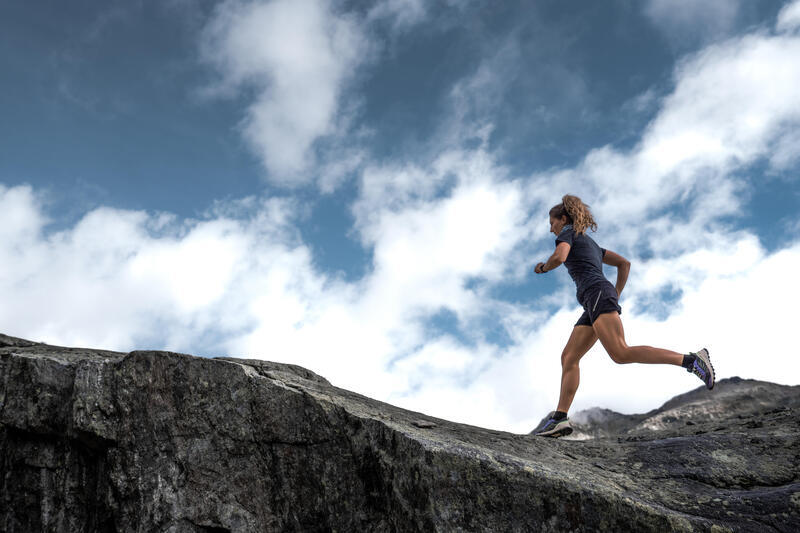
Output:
[555,225,608,301]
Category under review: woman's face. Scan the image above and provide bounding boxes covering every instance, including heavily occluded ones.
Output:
[549,215,568,235]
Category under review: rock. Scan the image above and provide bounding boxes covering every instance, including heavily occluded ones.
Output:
[1,334,798,532]
[568,376,800,439]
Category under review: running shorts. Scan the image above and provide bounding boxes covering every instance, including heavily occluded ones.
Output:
[575,280,622,327]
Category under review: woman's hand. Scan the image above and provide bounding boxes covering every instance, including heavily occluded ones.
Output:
[534,262,546,274]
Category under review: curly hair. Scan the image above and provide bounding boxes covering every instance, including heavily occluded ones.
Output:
[549,194,597,235]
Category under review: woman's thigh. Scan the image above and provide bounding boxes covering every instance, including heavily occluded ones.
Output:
[592,312,628,359]
[562,325,598,366]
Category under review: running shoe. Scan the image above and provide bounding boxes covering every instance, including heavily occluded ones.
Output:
[532,413,573,438]
[687,348,714,390]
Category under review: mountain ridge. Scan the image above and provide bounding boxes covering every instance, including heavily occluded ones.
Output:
[565,375,800,440]
[1,333,798,532]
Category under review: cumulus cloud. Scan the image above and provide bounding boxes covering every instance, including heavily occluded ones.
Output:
[0,186,308,351]
[776,0,800,33]
[201,0,369,183]
[525,14,800,259]
[199,0,463,188]
[199,0,476,189]
[229,148,536,399]
[0,161,535,404]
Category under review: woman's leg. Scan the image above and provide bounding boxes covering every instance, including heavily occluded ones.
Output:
[556,325,599,413]
[592,312,683,365]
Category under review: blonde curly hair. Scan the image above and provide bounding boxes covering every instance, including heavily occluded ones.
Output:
[549,194,597,235]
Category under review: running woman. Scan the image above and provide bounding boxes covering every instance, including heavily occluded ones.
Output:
[532,195,714,438]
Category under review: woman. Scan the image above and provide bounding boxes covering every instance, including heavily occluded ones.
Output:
[532,195,714,438]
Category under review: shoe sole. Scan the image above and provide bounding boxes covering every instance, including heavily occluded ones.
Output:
[535,424,573,438]
[696,348,714,390]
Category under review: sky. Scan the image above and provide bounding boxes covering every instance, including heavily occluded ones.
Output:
[1,0,799,433]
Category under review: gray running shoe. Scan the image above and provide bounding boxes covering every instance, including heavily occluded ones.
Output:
[532,414,573,438]
[687,348,714,390]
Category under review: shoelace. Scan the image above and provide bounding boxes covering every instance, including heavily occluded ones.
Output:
[692,361,706,378]
[541,418,562,431]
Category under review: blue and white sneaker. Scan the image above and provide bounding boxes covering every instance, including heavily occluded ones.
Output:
[687,348,714,390]
[532,413,573,438]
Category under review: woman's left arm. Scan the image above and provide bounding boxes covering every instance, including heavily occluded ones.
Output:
[603,250,631,295]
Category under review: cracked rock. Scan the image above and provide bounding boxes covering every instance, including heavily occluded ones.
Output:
[1,335,798,532]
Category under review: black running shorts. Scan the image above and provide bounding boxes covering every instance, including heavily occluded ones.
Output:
[575,281,622,327]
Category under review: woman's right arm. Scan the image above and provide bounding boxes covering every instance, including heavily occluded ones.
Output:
[603,250,631,296]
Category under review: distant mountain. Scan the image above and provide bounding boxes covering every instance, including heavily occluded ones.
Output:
[564,376,800,440]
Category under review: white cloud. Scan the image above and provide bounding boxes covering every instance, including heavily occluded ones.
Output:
[264,149,535,396]
[0,184,46,245]
[0,165,536,403]
[769,127,800,171]
[350,150,534,329]
[0,189,309,351]
[524,18,800,259]
[201,0,369,183]
[199,0,484,189]
[648,33,800,171]
[199,0,457,188]
[128,220,247,313]
[777,0,800,33]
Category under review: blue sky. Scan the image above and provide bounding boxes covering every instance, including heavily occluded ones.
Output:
[2,0,799,432]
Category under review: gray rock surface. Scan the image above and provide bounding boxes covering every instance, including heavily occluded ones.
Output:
[1,333,798,532]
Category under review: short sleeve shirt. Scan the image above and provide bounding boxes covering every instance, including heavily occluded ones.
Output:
[555,225,609,301]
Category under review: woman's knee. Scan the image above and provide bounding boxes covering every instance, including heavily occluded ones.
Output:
[608,346,632,364]
[561,351,580,369]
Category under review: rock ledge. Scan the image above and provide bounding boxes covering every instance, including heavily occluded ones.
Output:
[1,334,798,532]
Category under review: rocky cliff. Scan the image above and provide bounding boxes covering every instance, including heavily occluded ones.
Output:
[1,333,798,532]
